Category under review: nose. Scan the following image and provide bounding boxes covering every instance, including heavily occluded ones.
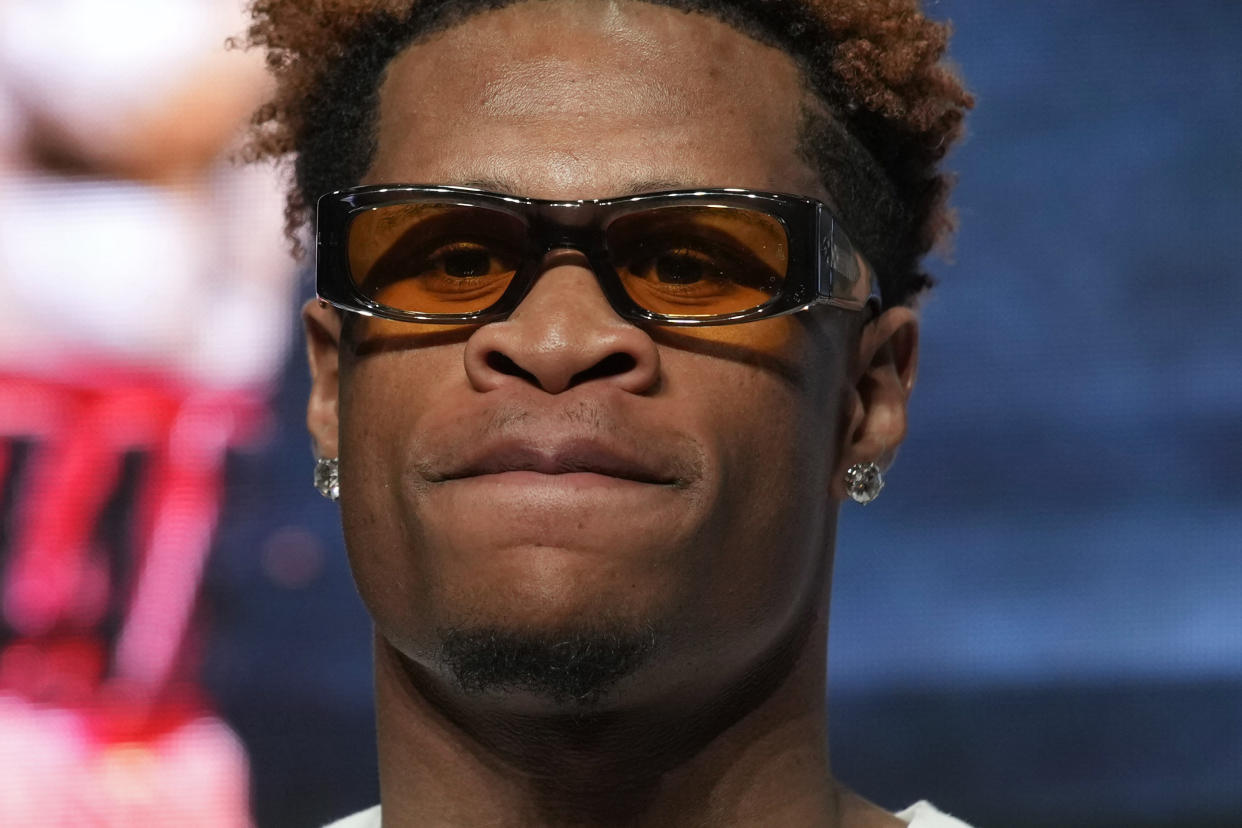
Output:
[463,256,660,395]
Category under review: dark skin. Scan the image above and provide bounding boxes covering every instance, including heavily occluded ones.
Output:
[303,2,918,825]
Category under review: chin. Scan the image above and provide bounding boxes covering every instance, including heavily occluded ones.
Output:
[432,535,685,622]
[364,549,678,706]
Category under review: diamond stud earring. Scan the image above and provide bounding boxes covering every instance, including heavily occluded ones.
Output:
[314,457,340,501]
[844,462,884,505]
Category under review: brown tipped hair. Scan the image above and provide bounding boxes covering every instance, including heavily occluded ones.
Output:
[239,0,972,307]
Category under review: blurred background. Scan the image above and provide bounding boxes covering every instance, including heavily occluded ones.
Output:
[0,1,1238,826]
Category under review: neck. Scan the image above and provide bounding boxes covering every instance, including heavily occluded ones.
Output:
[371,607,861,828]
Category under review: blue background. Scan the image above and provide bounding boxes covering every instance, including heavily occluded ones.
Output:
[200,2,1242,825]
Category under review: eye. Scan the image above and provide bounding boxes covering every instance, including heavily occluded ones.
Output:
[352,205,527,293]
[376,238,518,288]
[434,244,503,278]
[649,250,719,285]
[605,205,789,316]
[626,239,767,292]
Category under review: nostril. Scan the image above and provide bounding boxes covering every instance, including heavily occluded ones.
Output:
[569,352,637,387]
[486,351,539,385]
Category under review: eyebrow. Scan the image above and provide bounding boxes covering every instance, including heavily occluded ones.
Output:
[452,176,706,199]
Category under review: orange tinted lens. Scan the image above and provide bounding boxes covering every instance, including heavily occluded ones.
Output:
[606,206,788,317]
[347,204,525,315]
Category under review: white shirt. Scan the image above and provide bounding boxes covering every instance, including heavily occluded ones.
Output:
[325,801,974,827]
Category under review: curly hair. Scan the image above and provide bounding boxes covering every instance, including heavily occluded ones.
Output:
[239,0,972,307]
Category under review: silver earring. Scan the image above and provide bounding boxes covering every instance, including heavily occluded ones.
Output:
[845,462,884,505]
[314,457,340,501]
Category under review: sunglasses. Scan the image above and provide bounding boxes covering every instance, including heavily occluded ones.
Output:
[315,185,880,327]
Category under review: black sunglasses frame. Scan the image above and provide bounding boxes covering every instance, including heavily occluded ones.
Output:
[315,185,881,327]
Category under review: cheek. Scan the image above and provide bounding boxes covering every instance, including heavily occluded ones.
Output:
[336,346,462,642]
[670,317,840,479]
[685,315,800,354]
[660,335,840,627]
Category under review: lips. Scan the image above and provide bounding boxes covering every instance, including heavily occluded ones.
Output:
[434,439,680,486]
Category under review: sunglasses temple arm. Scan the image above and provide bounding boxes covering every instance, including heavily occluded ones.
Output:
[816,204,882,313]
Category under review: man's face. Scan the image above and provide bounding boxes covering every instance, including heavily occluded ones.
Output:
[307,0,897,709]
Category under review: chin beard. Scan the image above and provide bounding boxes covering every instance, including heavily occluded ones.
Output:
[437,622,659,706]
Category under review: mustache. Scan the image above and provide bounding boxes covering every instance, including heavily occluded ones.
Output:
[485,398,607,432]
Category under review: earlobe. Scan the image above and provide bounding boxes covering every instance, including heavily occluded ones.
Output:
[303,298,343,459]
[832,307,919,501]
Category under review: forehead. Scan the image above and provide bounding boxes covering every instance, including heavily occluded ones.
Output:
[365,0,826,201]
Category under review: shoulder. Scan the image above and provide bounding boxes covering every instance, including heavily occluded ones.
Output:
[895,800,975,827]
[323,804,381,828]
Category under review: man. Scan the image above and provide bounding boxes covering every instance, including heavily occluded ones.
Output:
[244,0,973,825]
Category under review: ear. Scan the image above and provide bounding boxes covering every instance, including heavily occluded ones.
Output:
[304,298,343,459]
[831,306,919,500]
